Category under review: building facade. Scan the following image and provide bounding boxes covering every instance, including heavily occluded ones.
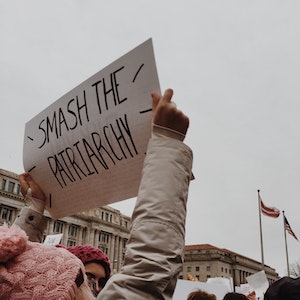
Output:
[181,244,279,286]
[1,168,280,282]
[0,168,130,273]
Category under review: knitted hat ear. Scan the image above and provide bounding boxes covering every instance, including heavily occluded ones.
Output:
[0,225,28,263]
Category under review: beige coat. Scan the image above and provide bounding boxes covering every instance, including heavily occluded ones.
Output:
[100,134,193,300]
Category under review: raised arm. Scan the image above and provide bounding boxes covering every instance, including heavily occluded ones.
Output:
[99,89,193,300]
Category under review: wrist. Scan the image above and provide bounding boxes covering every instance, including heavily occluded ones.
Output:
[152,123,185,141]
[24,188,45,214]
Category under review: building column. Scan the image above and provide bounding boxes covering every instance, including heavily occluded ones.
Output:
[49,220,54,235]
[78,226,83,244]
[62,223,69,245]
[94,229,98,246]
[88,227,95,245]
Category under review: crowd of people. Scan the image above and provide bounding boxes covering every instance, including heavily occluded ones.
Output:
[0,88,299,299]
[185,277,300,300]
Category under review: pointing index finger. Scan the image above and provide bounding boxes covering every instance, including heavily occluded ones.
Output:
[160,88,173,104]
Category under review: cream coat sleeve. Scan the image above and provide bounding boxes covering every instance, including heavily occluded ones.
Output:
[99,134,193,300]
[13,207,47,243]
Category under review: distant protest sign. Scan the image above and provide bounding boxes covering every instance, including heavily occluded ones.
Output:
[23,38,160,219]
[172,279,230,300]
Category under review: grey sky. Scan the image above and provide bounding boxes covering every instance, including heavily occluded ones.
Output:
[1,0,300,278]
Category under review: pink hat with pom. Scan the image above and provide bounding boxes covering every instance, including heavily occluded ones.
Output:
[0,225,85,300]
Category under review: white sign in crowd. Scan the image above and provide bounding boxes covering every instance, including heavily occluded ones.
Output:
[173,270,269,300]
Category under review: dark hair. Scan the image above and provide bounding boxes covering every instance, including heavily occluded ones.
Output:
[187,289,217,300]
[223,292,248,300]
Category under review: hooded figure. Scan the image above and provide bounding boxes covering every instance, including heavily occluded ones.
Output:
[264,276,300,300]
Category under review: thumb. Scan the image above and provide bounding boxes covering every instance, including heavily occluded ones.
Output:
[151,92,161,115]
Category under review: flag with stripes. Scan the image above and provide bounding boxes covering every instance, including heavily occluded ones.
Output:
[259,194,280,218]
[284,216,298,241]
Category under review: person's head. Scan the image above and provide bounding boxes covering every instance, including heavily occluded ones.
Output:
[223,292,248,300]
[0,225,94,299]
[187,289,217,300]
[264,276,300,300]
[58,244,111,297]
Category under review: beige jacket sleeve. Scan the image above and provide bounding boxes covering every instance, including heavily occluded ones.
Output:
[99,134,193,300]
[13,207,47,243]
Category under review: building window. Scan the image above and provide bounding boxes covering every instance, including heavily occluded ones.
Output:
[195,275,200,281]
[53,221,64,233]
[99,231,110,243]
[221,267,224,272]
[206,266,211,272]
[8,181,15,193]
[207,274,211,279]
[1,179,6,190]
[102,212,109,221]
[195,266,200,272]
[229,269,232,274]
[68,224,78,237]
[187,266,191,272]
[99,246,108,254]
[122,238,128,249]
[67,239,76,246]
[122,220,128,229]
[225,268,228,273]
[0,206,14,222]
[16,184,20,195]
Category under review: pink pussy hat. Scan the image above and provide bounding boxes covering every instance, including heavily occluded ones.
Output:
[0,225,85,300]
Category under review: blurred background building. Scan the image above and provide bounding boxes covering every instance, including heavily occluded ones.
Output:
[1,168,279,282]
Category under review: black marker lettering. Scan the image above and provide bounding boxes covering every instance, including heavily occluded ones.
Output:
[67,98,78,130]
[76,90,89,126]
[38,119,47,149]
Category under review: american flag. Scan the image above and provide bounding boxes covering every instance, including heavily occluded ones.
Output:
[284,216,298,241]
[259,194,280,218]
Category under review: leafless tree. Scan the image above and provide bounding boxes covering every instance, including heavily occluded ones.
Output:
[290,260,300,278]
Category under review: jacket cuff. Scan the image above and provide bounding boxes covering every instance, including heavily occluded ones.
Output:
[13,207,47,242]
[152,123,185,141]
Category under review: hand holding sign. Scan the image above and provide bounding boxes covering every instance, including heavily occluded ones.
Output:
[19,173,45,201]
[152,89,189,136]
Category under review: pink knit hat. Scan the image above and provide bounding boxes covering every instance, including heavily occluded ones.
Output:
[0,225,86,299]
[58,244,111,278]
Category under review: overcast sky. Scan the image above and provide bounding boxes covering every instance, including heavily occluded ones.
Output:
[1,0,300,278]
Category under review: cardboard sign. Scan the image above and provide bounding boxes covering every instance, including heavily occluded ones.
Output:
[43,234,63,246]
[23,39,160,219]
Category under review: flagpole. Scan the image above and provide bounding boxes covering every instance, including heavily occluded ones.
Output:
[258,189,265,270]
[282,210,290,276]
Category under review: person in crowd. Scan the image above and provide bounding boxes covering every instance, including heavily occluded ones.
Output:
[246,291,256,300]
[187,289,217,300]
[58,244,111,297]
[15,173,111,297]
[264,276,300,300]
[0,224,94,299]
[223,292,248,300]
[12,88,193,299]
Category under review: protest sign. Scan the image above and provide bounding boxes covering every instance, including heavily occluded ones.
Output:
[43,234,63,246]
[246,270,269,299]
[23,38,160,219]
[172,279,230,300]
